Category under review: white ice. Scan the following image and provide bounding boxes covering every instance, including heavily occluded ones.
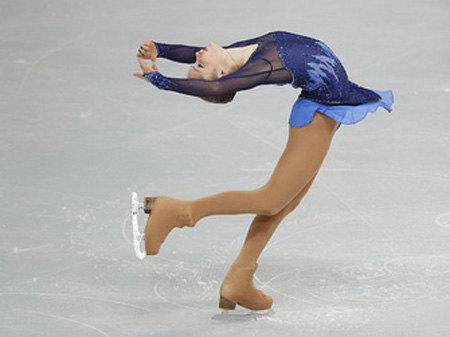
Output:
[1,0,450,336]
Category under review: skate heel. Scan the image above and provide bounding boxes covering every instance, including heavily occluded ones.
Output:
[143,197,157,214]
[219,296,236,310]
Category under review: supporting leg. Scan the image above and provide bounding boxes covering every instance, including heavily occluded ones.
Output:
[217,173,319,311]
[217,175,316,311]
[217,113,339,310]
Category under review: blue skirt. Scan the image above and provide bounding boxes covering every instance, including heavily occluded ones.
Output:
[288,89,394,128]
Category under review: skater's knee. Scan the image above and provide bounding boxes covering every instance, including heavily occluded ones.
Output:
[260,198,301,216]
[256,184,307,216]
[283,197,303,214]
[260,204,282,216]
[274,195,304,216]
[255,187,293,216]
[276,177,316,215]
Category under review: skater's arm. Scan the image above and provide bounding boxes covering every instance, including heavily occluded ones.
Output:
[143,58,282,97]
[152,41,203,64]
[136,40,202,64]
[138,33,271,64]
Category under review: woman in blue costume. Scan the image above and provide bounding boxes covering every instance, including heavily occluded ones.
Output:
[133,31,394,312]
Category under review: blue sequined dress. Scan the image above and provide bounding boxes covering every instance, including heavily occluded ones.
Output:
[145,31,394,128]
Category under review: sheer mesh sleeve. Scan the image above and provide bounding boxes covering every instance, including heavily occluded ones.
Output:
[144,57,291,97]
[153,41,202,64]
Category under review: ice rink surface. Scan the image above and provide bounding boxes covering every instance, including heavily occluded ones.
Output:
[1,0,450,335]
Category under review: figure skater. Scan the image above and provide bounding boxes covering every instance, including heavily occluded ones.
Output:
[132,30,394,312]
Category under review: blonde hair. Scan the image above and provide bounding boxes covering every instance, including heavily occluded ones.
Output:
[200,92,236,104]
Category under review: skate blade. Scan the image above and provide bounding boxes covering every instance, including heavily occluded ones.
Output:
[132,192,146,260]
[211,308,275,321]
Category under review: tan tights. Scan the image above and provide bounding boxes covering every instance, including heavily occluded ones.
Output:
[187,111,339,266]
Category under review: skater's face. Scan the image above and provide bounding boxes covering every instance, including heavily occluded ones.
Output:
[187,42,228,80]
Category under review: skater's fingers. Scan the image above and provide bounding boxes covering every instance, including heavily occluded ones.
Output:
[137,46,153,60]
[139,40,157,63]
[138,47,148,58]
[137,57,152,72]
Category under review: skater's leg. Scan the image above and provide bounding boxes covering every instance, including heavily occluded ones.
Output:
[188,111,339,225]
[218,172,319,310]
[232,170,319,267]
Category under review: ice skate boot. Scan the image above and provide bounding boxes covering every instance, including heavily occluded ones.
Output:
[219,262,273,311]
[143,195,194,255]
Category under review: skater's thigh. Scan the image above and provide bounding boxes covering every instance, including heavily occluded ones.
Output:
[261,111,338,210]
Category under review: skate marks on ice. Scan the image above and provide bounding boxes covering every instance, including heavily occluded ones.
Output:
[153,277,210,313]
[211,307,275,322]
[436,212,450,228]
[213,256,447,323]
[256,256,450,308]
[211,268,369,328]
[0,292,155,313]
[211,300,369,330]
[9,308,111,337]
[15,32,88,100]
[0,291,158,336]
[253,306,370,332]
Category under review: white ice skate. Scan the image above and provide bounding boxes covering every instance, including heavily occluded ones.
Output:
[131,192,146,260]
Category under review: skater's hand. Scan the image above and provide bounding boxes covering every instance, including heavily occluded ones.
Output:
[133,58,159,82]
[137,40,157,63]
